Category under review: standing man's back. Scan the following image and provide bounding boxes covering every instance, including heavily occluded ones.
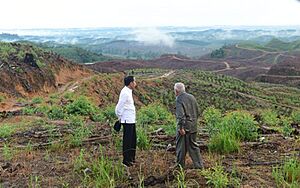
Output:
[174,82,204,169]
[176,92,199,133]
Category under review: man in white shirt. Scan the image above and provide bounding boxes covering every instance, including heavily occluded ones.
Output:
[115,76,137,166]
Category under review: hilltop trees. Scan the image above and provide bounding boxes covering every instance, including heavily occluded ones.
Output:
[211,47,225,58]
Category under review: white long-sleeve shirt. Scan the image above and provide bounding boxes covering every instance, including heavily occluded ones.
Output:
[115,86,136,123]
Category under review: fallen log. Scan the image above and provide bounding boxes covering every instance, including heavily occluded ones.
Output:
[258,125,279,134]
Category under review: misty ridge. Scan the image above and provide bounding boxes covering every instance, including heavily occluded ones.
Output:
[1,26,300,59]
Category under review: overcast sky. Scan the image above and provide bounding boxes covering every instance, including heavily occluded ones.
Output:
[1,0,300,29]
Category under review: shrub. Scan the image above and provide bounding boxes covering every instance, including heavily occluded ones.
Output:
[137,103,174,126]
[222,111,258,141]
[201,165,229,188]
[203,107,223,136]
[260,109,280,126]
[66,96,96,116]
[162,121,177,136]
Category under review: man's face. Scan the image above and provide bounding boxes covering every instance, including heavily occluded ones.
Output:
[129,78,137,90]
[174,89,179,97]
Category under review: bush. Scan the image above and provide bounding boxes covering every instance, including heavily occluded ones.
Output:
[137,103,174,126]
[260,109,280,126]
[201,165,229,188]
[66,96,96,116]
[201,164,241,188]
[203,107,223,136]
[222,111,258,141]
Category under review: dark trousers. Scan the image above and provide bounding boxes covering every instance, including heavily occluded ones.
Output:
[176,132,204,169]
[122,123,136,166]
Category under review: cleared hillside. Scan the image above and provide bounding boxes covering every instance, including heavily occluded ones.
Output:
[0,42,93,97]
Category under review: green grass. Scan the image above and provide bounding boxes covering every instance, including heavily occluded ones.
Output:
[204,108,258,154]
[208,131,240,154]
[137,128,151,150]
[272,158,300,187]
[73,148,125,187]
[0,124,16,138]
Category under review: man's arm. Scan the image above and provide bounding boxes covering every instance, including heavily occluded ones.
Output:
[176,100,186,133]
[115,92,128,119]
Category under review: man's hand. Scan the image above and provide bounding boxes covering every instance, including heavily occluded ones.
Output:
[179,128,186,135]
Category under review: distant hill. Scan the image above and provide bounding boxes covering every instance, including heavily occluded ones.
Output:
[34,42,114,63]
[0,42,92,97]
[265,38,300,51]
[239,38,300,52]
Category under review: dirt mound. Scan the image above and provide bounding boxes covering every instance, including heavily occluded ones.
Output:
[0,42,93,98]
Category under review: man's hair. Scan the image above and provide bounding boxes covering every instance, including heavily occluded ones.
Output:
[124,76,135,86]
[174,82,185,93]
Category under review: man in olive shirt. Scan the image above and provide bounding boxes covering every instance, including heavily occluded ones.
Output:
[174,82,204,169]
